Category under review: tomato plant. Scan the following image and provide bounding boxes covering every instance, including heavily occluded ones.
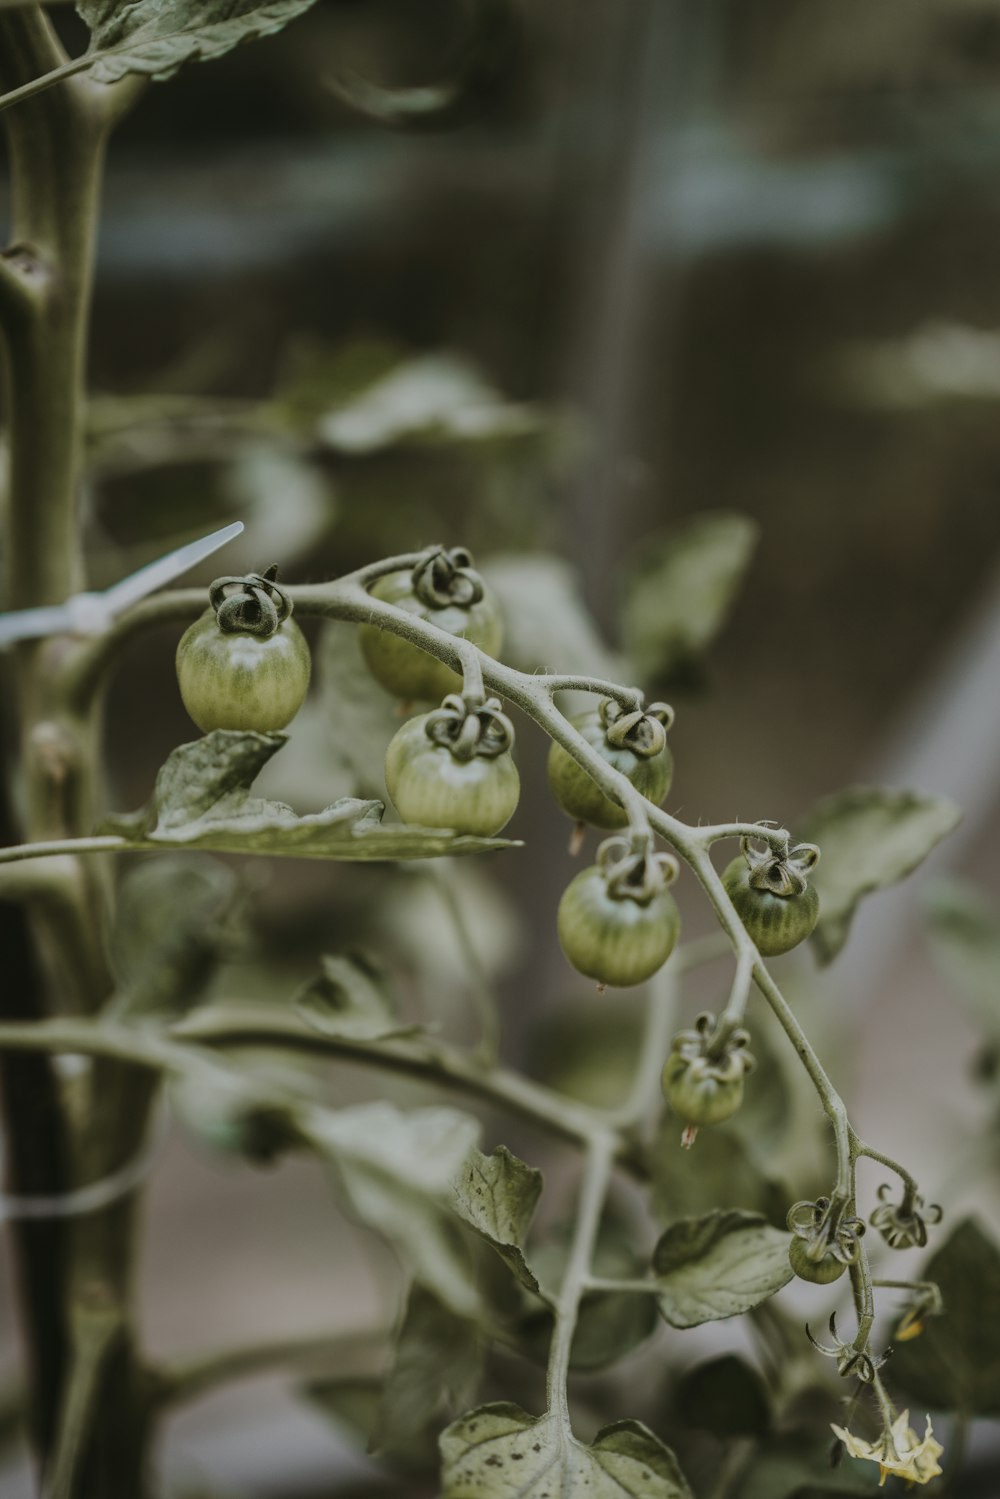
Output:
[0,6,976,1498]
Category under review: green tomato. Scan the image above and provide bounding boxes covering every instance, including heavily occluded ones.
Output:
[661,1052,745,1127]
[176,610,311,733]
[359,570,504,702]
[721,856,819,956]
[788,1236,847,1285]
[557,865,680,988]
[384,713,519,836]
[547,707,672,830]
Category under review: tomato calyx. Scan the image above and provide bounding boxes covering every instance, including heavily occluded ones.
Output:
[423,693,514,763]
[410,545,486,610]
[806,1312,891,1383]
[787,1194,866,1282]
[600,697,674,759]
[869,1184,942,1251]
[740,831,820,899]
[208,564,293,639]
[596,835,678,907]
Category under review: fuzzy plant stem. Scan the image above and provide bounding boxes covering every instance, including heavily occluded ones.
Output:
[0,15,150,1495]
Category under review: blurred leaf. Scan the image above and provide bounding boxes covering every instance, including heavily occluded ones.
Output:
[72,0,321,86]
[104,731,517,861]
[108,855,238,1023]
[375,863,524,998]
[86,392,274,479]
[730,1018,796,1160]
[891,1218,1000,1416]
[674,1355,771,1440]
[451,1146,542,1294]
[325,0,518,132]
[619,513,759,687]
[652,1210,792,1328]
[222,445,331,564]
[316,623,402,801]
[528,1002,644,1110]
[800,786,961,964]
[295,952,424,1044]
[302,1375,383,1453]
[650,1113,789,1229]
[315,354,543,456]
[275,337,411,429]
[515,1209,657,1371]
[302,1102,482,1319]
[370,1286,481,1470]
[169,1054,306,1164]
[731,1433,880,1498]
[440,1404,691,1498]
[484,555,623,679]
[924,877,1000,1043]
[0,1384,23,1455]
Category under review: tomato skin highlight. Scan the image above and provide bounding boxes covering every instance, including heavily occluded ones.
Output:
[557,865,680,989]
[384,712,519,837]
[721,856,819,956]
[176,610,311,733]
[359,570,504,702]
[788,1235,847,1284]
[547,714,673,830]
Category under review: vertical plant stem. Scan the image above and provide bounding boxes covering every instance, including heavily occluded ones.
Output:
[0,15,150,1494]
[545,1129,616,1422]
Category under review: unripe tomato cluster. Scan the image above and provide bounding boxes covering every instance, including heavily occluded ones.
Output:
[175,553,822,1052]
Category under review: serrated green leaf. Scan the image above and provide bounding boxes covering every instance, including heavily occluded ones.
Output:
[294,952,424,1044]
[107,855,238,1023]
[799,786,962,964]
[369,1285,481,1470]
[451,1146,543,1294]
[74,0,321,85]
[440,1403,691,1498]
[302,1102,482,1319]
[891,1218,1000,1416]
[923,877,1000,1042]
[619,512,759,687]
[652,1210,792,1328]
[674,1355,771,1440]
[104,731,517,861]
[484,555,624,680]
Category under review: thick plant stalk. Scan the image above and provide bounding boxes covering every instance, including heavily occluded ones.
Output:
[0,11,151,1495]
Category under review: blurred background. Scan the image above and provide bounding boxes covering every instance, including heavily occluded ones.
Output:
[3,0,1000,1492]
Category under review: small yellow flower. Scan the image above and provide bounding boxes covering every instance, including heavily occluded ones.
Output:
[831,1411,944,1487]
